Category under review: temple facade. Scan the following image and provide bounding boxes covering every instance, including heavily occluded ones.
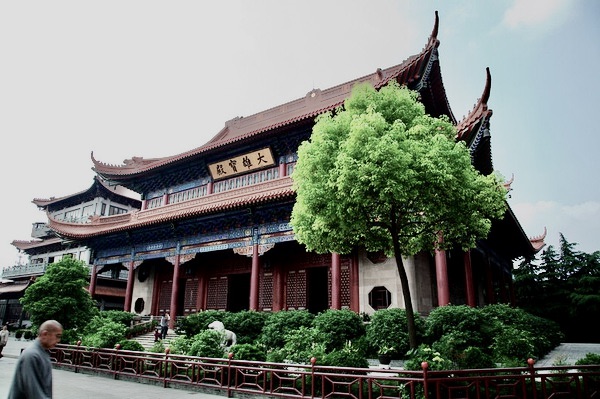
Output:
[0,177,140,325]
[41,13,544,326]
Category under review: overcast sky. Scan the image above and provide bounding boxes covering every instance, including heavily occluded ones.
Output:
[1,0,598,268]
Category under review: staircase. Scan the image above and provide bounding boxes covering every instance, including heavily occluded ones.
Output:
[132,329,178,352]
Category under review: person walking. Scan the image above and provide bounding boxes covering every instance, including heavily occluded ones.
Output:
[160,311,170,340]
[0,324,8,358]
[7,319,63,398]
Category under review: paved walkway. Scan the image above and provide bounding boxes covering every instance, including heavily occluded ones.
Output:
[1,336,599,398]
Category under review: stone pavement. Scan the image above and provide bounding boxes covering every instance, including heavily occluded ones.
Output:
[1,335,599,398]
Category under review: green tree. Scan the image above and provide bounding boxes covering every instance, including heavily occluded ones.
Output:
[21,257,97,334]
[291,82,507,349]
[514,234,600,342]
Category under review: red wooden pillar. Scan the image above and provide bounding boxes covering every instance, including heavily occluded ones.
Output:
[250,244,260,311]
[162,193,169,206]
[272,263,284,311]
[89,263,98,297]
[350,251,360,312]
[331,252,341,309]
[169,254,181,329]
[207,181,213,195]
[279,161,287,178]
[463,251,476,307]
[141,199,147,210]
[124,260,135,312]
[435,248,450,306]
[197,274,206,310]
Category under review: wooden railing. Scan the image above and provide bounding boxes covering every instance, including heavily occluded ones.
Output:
[49,343,600,399]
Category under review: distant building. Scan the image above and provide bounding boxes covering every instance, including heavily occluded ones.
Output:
[0,176,140,326]
[11,13,545,325]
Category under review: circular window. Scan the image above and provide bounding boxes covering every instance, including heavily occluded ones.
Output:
[134,298,145,313]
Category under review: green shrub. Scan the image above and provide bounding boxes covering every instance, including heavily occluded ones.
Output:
[366,308,424,358]
[260,310,315,350]
[425,305,494,349]
[83,320,127,348]
[118,340,145,352]
[188,329,226,358]
[99,310,135,327]
[322,341,369,368]
[312,309,365,352]
[404,344,453,371]
[575,353,600,366]
[15,330,23,339]
[267,326,327,364]
[167,335,192,355]
[222,310,269,345]
[23,330,33,340]
[175,310,225,338]
[231,343,267,362]
[492,326,536,365]
[149,340,166,354]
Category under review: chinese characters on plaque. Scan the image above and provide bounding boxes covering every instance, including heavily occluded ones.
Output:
[208,147,275,180]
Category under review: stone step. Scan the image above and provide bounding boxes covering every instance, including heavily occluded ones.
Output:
[131,329,178,351]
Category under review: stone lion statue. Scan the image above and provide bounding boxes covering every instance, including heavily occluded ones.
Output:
[208,320,237,349]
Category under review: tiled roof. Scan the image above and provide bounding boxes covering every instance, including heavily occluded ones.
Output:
[92,14,442,179]
[49,177,295,239]
[11,237,62,251]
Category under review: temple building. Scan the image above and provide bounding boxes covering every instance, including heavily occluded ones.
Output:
[0,177,140,325]
[30,13,544,326]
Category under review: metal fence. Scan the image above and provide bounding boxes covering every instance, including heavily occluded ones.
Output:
[49,343,600,399]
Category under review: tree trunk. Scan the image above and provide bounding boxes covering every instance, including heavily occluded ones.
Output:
[392,231,418,350]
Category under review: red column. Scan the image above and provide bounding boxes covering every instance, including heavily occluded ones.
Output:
[435,248,450,306]
[162,193,169,206]
[197,274,206,310]
[272,263,283,311]
[331,252,341,309]
[279,161,287,177]
[89,263,98,297]
[464,251,476,307]
[207,181,213,195]
[124,261,135,312]
[141,199,147,210]
[350,251,360,312]
[169,255,181,329]
[250,244,260,311]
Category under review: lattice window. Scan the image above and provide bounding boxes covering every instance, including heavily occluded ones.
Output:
[206,277,228,310]
[286,270,306,309]
[259,272,273,310]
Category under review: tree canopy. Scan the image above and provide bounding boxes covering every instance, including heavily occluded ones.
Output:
[21,257,97,332]
[291,81,507,348]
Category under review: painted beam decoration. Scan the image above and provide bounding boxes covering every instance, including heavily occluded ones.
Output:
[208,147,275,180]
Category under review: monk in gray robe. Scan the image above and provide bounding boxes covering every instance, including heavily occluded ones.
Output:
[8,320,63,399]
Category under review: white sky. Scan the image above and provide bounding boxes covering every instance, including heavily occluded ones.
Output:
[1,0,598,268]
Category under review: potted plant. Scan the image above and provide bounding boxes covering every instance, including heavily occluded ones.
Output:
[377,346,394,366]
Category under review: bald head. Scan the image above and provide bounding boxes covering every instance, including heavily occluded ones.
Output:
[38,320,63,349]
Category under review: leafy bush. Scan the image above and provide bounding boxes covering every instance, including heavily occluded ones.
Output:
[479,304,563,358]
[175,310,225,338]
[23,330,33,340]
[425,305,494,349]
[266,326,327,364]
[322,341,369,368]
[432,330,494,369]
[167,335,192,355]
[231,343,267,362]
[83,320,127,348]
[188,329,226,358]
[366,308,424,358]
[492,326,536,365]
[118,340,145,352]
[312,309,365,352]
[100,310,135,327]
[404,344,453,371]
[15,330,23,339]
[260,310,315,350]
[223,310,269,345]
[149,340,166,354]
[575,353,600,366]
